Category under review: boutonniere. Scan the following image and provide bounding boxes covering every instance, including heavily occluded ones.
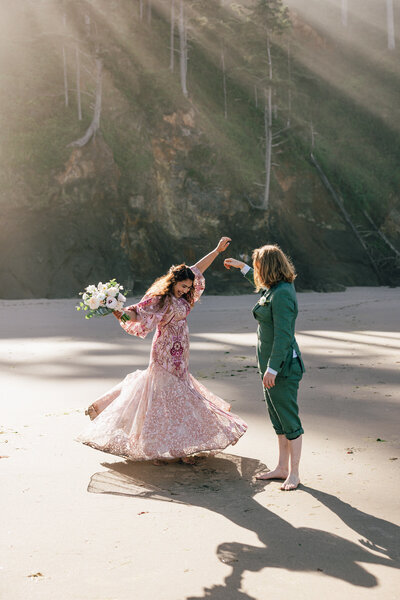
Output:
[258,296,267,306]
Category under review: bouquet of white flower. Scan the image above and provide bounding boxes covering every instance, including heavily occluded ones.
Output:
[76,278,130,322]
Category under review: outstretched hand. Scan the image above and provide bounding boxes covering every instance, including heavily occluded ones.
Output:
[224,258,246,270]
[216,237,232,254]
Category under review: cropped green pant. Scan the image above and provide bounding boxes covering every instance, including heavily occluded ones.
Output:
[262,358,304,440]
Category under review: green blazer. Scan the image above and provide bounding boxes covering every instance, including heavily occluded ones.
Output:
[244,268,305,377]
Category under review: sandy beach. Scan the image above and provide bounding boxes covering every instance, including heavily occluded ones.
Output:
[1,287,399,600]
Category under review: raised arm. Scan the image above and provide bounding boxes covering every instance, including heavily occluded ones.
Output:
[193,237,231,274]
[224,258,255,286]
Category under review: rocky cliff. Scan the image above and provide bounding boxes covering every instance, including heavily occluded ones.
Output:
[0,0,399,298]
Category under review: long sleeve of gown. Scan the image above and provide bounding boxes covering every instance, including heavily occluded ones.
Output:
[190,265,206,302]
[119,295,170,338]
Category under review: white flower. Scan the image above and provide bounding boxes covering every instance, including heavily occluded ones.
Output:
[106,287,119,297]
[106,296,118,309]
[79,280,126,316]
[88,296,101,310]
[259,296,267,306]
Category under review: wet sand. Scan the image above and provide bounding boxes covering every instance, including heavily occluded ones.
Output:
[0,287,399,599]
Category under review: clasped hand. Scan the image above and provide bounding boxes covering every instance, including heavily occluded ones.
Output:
[223,257,245,270]
[113,308,137,321]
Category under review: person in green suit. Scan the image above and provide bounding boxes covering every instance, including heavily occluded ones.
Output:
[225,244,305,490]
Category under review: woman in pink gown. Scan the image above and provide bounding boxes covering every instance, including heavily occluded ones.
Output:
[77,237,247,462]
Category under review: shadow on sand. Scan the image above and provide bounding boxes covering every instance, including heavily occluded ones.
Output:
[87,454,400,599]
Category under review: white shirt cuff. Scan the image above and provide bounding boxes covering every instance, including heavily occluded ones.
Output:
[241,264,251,275]
[267,353,297,375]
[266,367,278,376]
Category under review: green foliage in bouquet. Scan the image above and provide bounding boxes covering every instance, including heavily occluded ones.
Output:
[76,278,131,322]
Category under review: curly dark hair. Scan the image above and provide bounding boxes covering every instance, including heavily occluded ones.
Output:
[145,263,195,306]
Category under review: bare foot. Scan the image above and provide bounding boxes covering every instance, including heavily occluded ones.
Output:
[280,473,300,491]
[85,405,98,421]
[255,467,288,481]
[181,456,196,465]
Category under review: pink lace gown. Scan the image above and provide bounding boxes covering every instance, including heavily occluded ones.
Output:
[77,267,247,461]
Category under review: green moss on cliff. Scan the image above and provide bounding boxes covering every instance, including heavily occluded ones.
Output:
[1,0,399,296]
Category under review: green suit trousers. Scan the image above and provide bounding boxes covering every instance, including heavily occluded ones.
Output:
[263,357,304,439]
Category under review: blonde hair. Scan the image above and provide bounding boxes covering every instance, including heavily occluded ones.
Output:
[252,245,296,291]
[145,264,195,306]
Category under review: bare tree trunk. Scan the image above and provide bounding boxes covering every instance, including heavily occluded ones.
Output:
[63,46,69,107]
[179,0,188,97]
[386,0,395,50]
[62,13,68,107]
[310,121,317,149]
[263,87,272,209]
[139,0,144,21]
[170,0,175,72]
[310,153,382,281]
[263,36,273,210]
[287,39,291,127]
[221,44,228,119]
[362,210,400,258]
[147,0,152,25]
[68,57,102,147]
[254,84,258,108]
[184,23,188,90]
[76,45,82,120]
[85,14,91,37]
[341,0,348,27]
